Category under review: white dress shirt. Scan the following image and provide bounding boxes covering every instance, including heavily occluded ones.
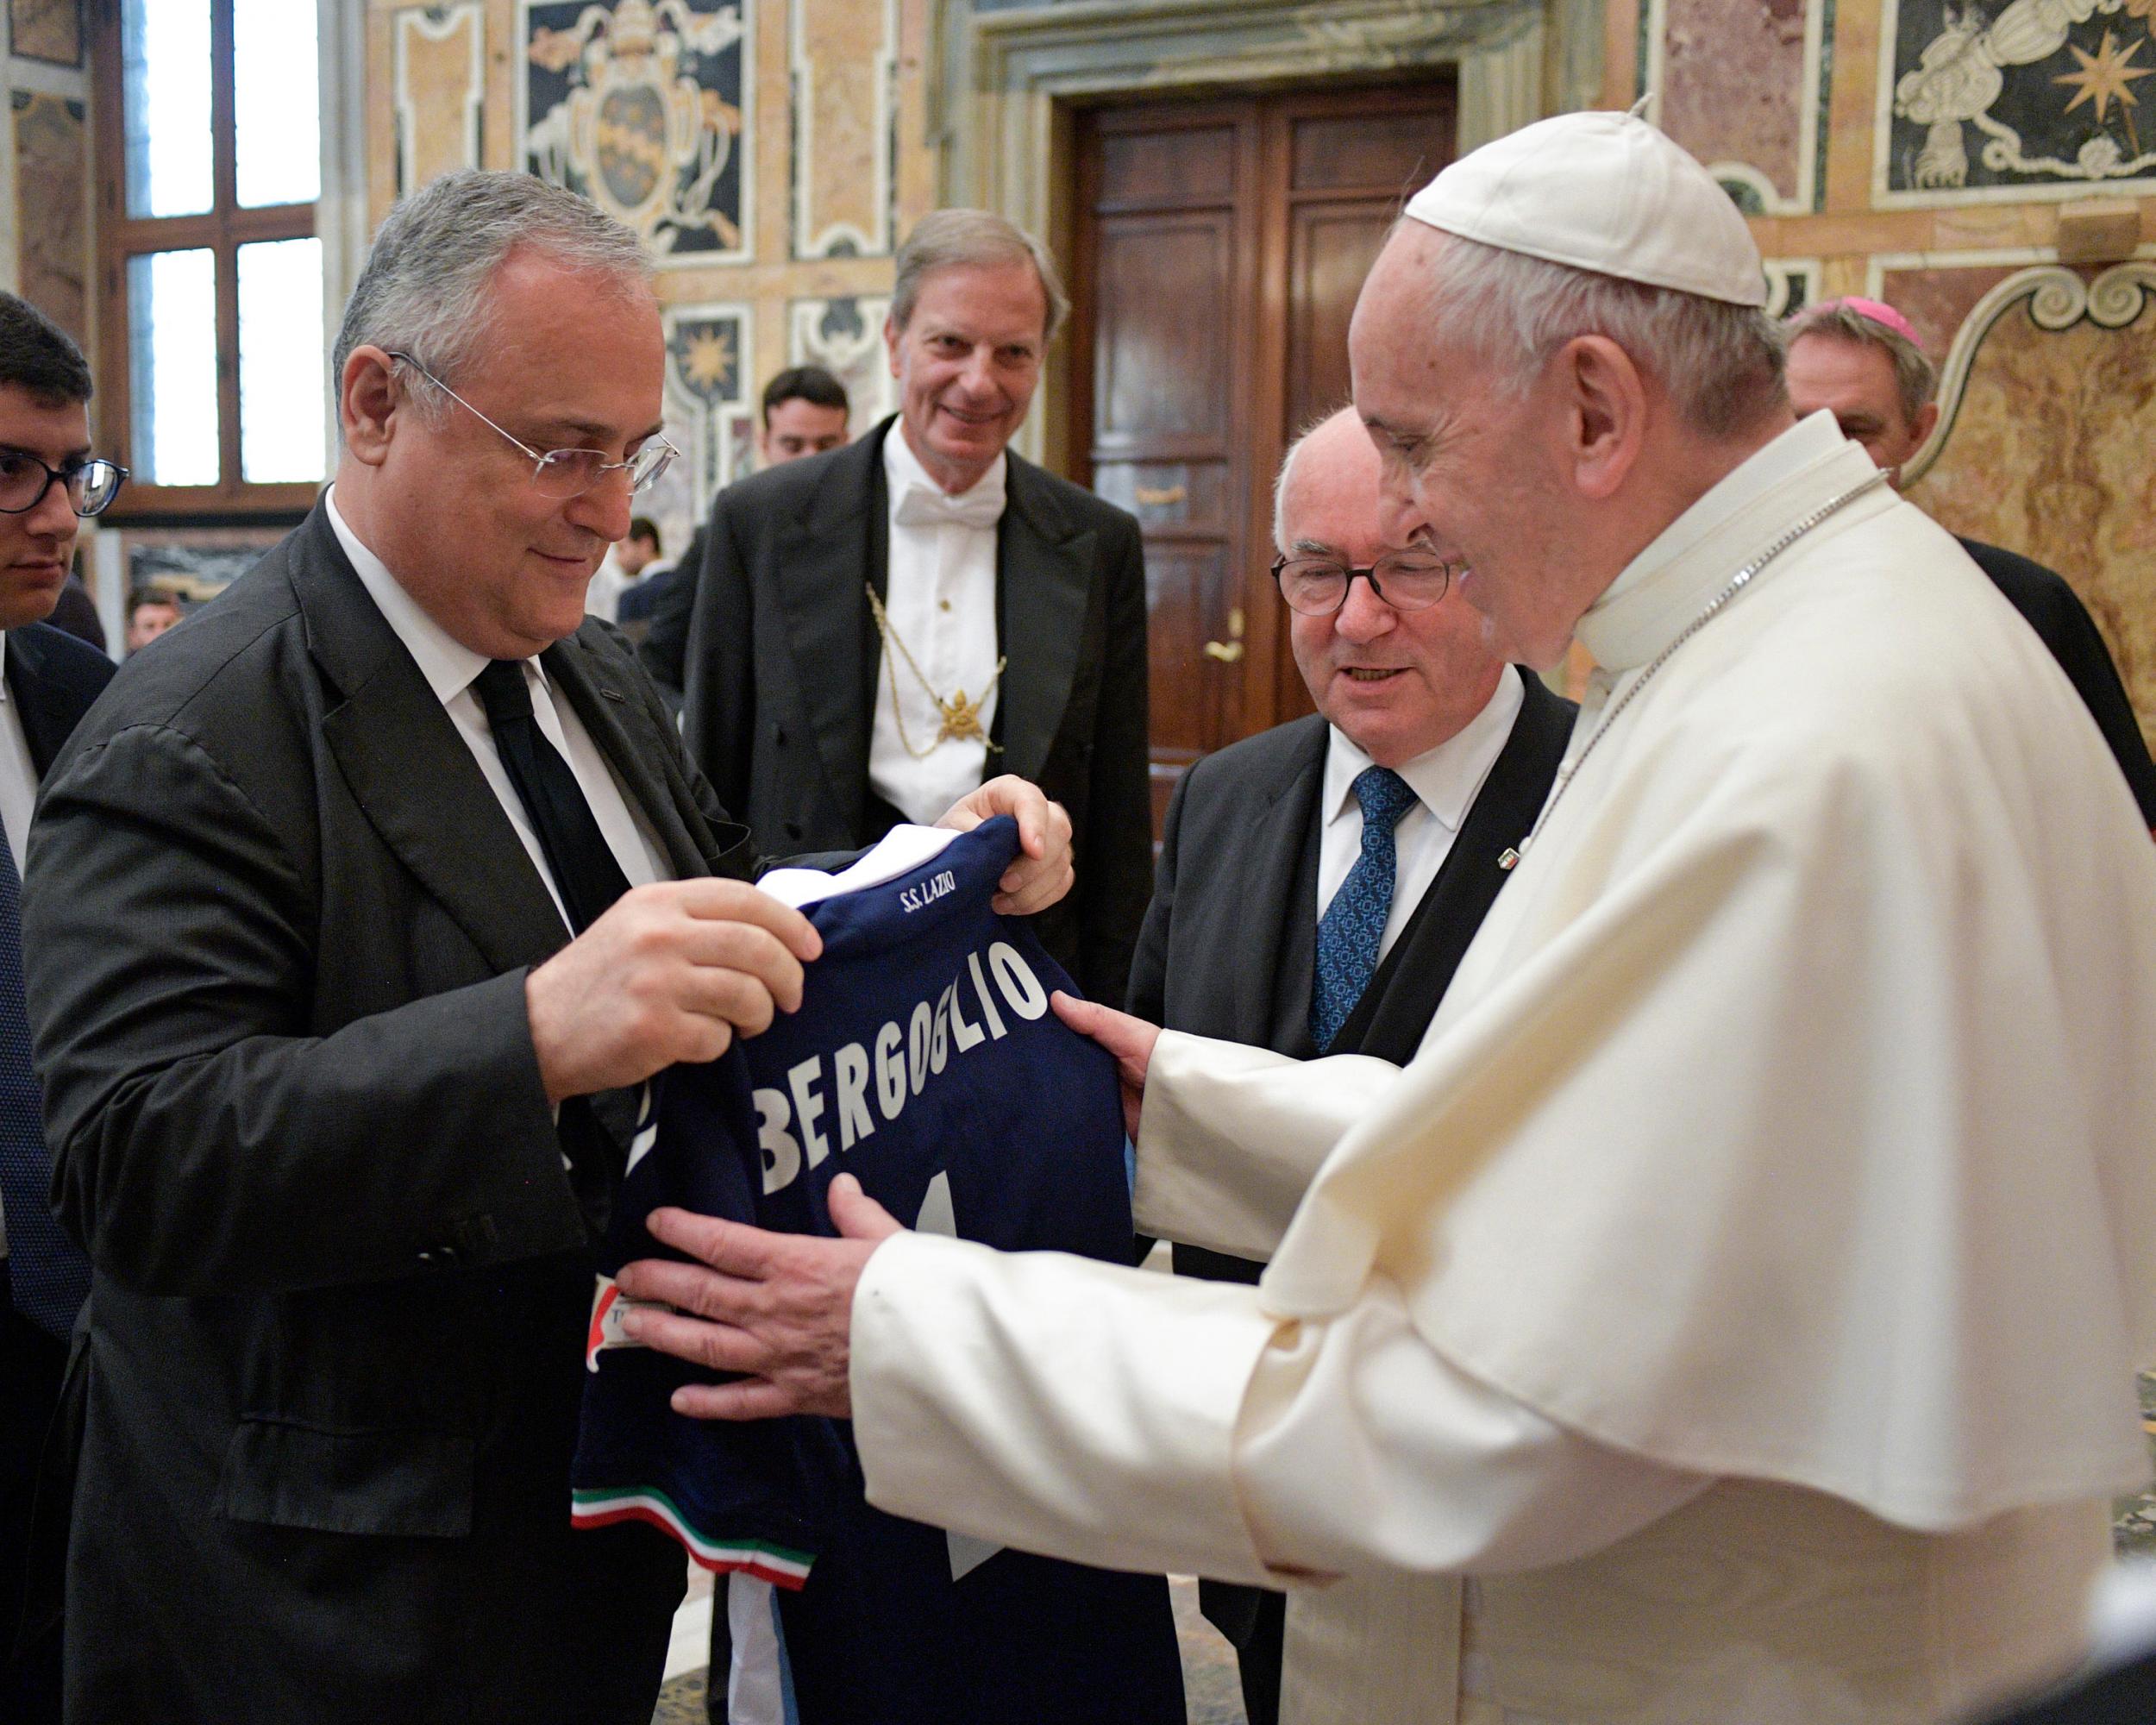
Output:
[324,490,668,923]
[867,429,1005,825]
[0,644,38,1259]
[1315,669,1524,963]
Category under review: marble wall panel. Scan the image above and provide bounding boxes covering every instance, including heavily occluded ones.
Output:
[11,90,86,344]
[395,3,485,195]
[1647,0,1824,212]
[1906,293,2156,756]
[789,293,894,436]
[791,0,895,258]
[1873,260,2024,359]
[1881,0,2156,202]
[520,0,752,264]
[9,0,79,67]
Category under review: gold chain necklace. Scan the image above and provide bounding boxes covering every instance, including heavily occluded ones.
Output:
[865,581,1006,758]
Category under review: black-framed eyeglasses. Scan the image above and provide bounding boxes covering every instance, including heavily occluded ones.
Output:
[0,450,128,518]
[385,351,679,499]
[1270,549,1455,616]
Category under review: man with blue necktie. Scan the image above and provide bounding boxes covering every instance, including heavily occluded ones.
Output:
[0,292,122,1725]
[1123,405,1572,1725]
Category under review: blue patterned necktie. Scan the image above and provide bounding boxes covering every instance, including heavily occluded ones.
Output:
[1311,765,1419,1053]
[0,829,88,1336]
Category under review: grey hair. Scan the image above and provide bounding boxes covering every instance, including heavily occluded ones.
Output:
[1272,408,1350,555]
[332,169,652,417]
[1783,301,1937,425]
[1418,231,1788,441]
[890,209,1070,346]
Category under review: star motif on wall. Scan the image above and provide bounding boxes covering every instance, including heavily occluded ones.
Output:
[682,327,735,392]
[2055,29,2154,125]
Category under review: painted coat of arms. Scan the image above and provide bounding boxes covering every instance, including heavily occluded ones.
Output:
[1884,0,2156,198]
[521,0,750,261]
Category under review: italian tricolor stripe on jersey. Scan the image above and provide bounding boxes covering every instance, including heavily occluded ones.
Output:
[569,1487,814,1589]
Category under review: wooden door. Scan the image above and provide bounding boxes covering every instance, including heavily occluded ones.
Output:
[1069,82,1457,826]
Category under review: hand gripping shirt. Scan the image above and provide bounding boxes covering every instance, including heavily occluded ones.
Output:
[571,817,1183,1724]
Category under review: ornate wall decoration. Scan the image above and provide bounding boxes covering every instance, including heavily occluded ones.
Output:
[651,302,753,553]
[1879,0,2156,203]
[519,0,752,265]
[1641,0,1831,214]
[11,91,87,344]
[1764,257,1822,317]
[789,294,895,436]
[791,0,898,259]
[395,4,485,196]
[9,0,81,68]
[1903,261,2156,752]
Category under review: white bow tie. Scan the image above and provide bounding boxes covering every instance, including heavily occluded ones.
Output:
[893,477,1005,531]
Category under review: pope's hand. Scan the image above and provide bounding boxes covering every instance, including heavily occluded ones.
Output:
[1050,992,1156,1141]
[616,1176,904,1421]
[936,775,1074,917]
[525,880,822,1105]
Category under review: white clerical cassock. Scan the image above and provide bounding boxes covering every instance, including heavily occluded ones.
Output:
[843,116,2156,1725]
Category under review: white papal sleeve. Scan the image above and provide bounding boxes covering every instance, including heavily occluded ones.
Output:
[1133,1031,1405,1260]
[850,1231,1710,1585]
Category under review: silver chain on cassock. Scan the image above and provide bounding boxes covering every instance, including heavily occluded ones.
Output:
[1498,467,1891,872]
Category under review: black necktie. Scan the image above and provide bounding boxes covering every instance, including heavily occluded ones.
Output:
[473,659,631,935]
[473,659,636,1221]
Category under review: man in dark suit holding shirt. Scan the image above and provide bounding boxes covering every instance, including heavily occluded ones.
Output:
[0,292,121,1725]
[21,171,1070,1725]
[673,210,1152,1007]
[1125,407,1572,1725]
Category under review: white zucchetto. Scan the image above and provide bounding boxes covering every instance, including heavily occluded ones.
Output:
[1403,110,1766,308]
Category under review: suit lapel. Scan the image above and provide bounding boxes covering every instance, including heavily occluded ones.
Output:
[1250,721,1328,1055]
[5,632,78,780]
[994,455,1094,786]
[545,630,715,880]
[776,434,884,836]
[1342,670,1574,1063]
[300,508,573,976]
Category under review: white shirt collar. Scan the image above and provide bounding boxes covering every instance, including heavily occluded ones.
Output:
[1323,667,1526,837]
[882,420,1007,512]
[1576,411,1878,674]
[324,486,536,702]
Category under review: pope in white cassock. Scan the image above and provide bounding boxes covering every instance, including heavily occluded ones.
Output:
[614,111,2156,1725]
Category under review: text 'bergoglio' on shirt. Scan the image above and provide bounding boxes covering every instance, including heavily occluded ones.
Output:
[570,816,1184,1725]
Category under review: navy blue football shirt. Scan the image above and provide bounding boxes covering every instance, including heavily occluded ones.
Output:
[573,818,1183,1722]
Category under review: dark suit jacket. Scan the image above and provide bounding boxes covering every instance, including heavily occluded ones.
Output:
[1,622,112,1714]
[1128,668,1573,1068]
[3,621,113,812]
[1958,537,2156,826]
[674,418,1155,1005]
[633,528,702,691]
[20,508,754,1724]
[1125,669,1573,1654]
[1,622,115,1325]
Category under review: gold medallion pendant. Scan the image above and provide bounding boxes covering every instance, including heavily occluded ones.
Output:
[867,582,1006,758]
[937,691,987,746]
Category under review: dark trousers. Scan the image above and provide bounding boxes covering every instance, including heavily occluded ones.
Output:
[1200,1578,1284,1725]
[3,1295,67,1724]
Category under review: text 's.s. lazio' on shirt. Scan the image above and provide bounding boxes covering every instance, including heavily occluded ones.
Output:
[569,817,1184,1725]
